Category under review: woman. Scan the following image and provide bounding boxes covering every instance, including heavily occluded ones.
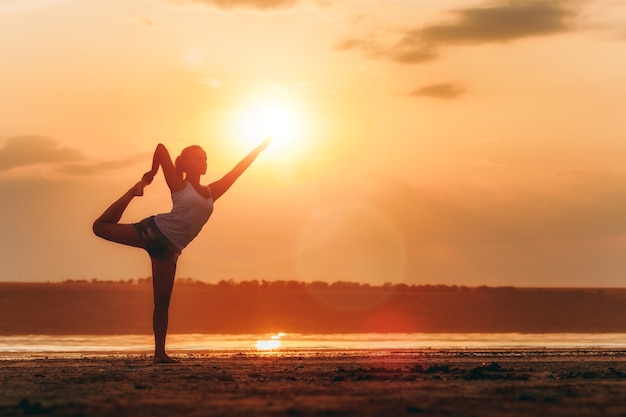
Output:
[92,137,271,363]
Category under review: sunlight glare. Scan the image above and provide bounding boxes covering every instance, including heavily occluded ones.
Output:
[234,98,306,158]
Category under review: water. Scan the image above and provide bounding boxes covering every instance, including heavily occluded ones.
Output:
[2,333,626,355]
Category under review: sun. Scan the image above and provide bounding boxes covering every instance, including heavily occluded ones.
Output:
[233,98,306,158]
[240,103,296,141]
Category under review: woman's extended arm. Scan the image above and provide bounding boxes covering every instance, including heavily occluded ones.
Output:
[142,143,185,193]
[209,137,271,201]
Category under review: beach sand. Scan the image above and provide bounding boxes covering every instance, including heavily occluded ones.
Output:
[2,349,626,417]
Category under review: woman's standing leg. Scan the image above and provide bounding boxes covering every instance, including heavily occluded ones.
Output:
[94,181,181,363]
[151,257,178,363]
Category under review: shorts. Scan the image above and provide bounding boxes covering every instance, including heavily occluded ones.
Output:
[133,216,181,264]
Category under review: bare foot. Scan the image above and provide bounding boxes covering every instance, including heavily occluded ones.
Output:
[153,354,180,364]
[130,181,146,197]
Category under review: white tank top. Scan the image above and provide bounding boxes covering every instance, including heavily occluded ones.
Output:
[154,182,214,250]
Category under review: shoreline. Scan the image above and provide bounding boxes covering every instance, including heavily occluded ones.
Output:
[3,346,626,358]
[4,332,626,357]
[3,349,626,416]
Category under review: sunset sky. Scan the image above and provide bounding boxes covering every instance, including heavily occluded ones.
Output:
[1,0,625,287]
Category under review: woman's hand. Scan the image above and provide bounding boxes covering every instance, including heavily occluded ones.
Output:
[257,136,272,152]
[142,170,155,185]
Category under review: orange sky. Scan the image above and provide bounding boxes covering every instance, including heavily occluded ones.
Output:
[1,0,625,286]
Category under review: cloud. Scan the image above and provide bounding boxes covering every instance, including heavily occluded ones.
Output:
[138,17,157,28]
[388,46,439,65]
[334,38,367,52]
[167,0,299,11]
[58,153,149,176]
[409,1,576,46]
[0,136,84,172]
[410,82,466,99]
[0,135,147,176]
[339,0,577,64]
[335,38,438,64]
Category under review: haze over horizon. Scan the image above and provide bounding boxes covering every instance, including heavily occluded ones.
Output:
[1,0,625,287]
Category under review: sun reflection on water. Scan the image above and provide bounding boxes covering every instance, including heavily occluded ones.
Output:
[255,332,286,351]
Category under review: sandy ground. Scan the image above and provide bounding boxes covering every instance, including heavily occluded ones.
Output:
[2,350,626,417]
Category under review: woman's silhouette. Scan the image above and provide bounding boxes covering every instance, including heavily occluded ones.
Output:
[93,137,271,363]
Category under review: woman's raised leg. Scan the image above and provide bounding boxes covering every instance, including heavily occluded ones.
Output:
[92,181,146,248]
[151,257,178,364]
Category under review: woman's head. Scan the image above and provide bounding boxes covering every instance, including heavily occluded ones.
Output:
[175,145,207,179]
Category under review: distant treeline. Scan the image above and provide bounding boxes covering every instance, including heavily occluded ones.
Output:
[57,278,575,293]
[60,277,499,291]
[2,281,626,335]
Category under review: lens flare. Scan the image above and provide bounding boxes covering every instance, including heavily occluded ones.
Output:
[296,202,406,297]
